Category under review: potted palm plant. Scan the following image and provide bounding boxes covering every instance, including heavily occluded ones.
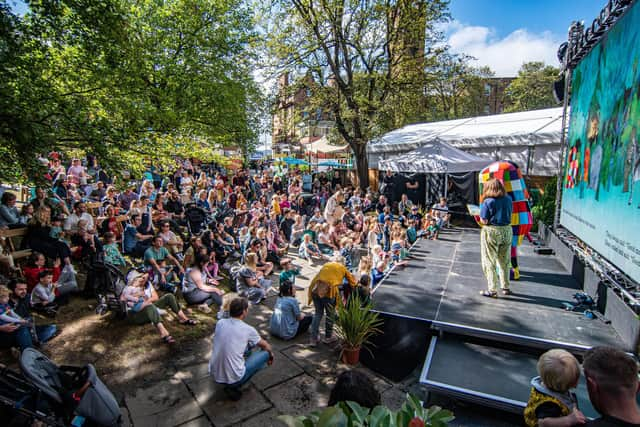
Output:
[333,294,383,365]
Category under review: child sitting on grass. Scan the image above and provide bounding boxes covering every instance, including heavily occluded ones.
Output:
[103,232,126,267]
[524,349,585,427]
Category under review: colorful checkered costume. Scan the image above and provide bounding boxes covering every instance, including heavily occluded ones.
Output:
[479,161,533,280]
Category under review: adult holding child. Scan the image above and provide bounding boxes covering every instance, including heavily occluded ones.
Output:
[583,346,640,426]
[478,179,513,298]
[182,254,224,313]
[121,271,196,345]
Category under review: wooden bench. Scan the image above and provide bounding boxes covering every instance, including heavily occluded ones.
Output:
[0,227,32,260]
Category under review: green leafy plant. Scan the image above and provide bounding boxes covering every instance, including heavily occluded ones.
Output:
[334,294,383,352]
[278,393,455,427]
[531,177,557,230]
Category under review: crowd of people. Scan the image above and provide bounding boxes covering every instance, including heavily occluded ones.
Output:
[0,154,452,353]
[1,155,638,424]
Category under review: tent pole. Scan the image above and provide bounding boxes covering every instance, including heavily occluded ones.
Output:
[444,174,448,198]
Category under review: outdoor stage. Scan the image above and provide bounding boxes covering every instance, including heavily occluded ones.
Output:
[365,227,628,415]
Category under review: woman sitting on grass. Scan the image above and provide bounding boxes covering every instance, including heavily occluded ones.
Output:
[121,271,197,345]
[181,254,224,314]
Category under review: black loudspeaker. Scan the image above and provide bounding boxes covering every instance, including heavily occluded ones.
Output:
[553,76,565,103]
[534,246,555,255]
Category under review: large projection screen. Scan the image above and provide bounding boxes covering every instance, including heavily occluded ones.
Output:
[560,2,640,283]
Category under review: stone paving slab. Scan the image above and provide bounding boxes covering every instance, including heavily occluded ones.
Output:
[126,380,204,427]
[235,408,284,427]
[188,377,272,426]
[281,344,340,378]
[175,416,212,427]
[250,351,304,390]
[263,374,330,418]
[172,362,211,387]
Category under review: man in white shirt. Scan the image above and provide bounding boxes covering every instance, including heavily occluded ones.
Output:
[209,297,274,401]
[64,201,94,244]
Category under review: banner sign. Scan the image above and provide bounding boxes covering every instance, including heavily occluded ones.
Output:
[561,2,640,283]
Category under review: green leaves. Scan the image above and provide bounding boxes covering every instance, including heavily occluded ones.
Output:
[277,394,455,427]
[333,293,383,351]
[504,61,561,113]
[0,0,261,183]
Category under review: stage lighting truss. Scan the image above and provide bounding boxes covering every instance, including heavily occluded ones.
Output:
[555,227,640,313]
[561,0,636,71]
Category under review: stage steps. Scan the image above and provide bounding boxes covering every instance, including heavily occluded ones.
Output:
[419,334,598,417]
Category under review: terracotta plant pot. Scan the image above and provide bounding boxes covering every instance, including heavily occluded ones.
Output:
[342,346,360,365]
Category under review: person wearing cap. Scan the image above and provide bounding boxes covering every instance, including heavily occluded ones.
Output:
[409,205,422,223]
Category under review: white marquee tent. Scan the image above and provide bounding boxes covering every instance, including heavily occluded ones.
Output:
[378,140,491,173]
[368,107,564,176]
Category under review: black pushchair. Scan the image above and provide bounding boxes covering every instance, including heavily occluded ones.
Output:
[184,204,209,235]
[84,261,128,317]
[0,348,121,426]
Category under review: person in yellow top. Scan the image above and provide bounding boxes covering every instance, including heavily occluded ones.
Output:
[307,260,356,347]
[271,195,281,217]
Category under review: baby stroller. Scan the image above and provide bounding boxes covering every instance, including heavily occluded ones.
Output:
[0,348,121,426]
[84,261,128,317]
[184,204,209,235]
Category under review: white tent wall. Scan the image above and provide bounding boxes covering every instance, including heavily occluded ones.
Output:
[367,107,564,177]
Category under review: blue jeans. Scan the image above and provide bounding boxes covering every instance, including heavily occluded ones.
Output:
[228,349,270,388]
[15,324,57,351]
[311,296,336,339]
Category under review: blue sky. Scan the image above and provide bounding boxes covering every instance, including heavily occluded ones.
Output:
[446,0,607,76]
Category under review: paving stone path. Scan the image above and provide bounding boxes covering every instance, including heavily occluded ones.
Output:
[120,252,521,427]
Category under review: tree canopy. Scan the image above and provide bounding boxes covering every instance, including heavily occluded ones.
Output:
[0,0,262,184]
[504,61,560,113]
[262,0,450,188]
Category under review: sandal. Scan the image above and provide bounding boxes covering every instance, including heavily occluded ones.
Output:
[180,319,198,326]
[162,335,176,344]
[501,289,513,296]
[480,290,498,298]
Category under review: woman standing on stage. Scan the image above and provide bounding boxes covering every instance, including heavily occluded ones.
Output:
[479,179,513,298]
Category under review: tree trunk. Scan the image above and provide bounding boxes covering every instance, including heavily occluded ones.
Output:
[352,143,369,190]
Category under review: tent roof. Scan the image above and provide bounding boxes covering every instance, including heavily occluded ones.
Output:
[378,140,492,173]
[368,107,563,154]
[304,136,349,154]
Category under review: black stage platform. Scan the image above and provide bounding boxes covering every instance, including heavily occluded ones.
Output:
[371,228,626,351]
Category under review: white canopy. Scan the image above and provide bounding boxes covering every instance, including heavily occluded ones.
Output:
[304,136,349,153]
[368,107,564,176]
[378,140,491,173]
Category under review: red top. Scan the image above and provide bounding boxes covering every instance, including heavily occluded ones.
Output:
[22,265,61,293]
